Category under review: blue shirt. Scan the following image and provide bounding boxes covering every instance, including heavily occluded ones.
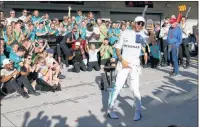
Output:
[9,52,22,70]
[108,28,120,45]
[167,26,182,47]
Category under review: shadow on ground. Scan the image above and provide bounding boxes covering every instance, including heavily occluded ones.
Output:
[20,67,197,127]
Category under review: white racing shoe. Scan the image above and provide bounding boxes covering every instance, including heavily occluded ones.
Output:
[133,110,142,121]
[107,109,119,119]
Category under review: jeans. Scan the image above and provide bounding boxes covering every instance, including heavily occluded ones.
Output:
[4,79,26,95]
[168,46,179,74]
[16,75,36,94]
[60,44,70,67]
[73,61,87,73]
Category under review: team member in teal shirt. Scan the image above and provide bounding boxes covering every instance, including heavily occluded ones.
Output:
[9,46,26,70]
[48,23,59,36]
[36,22,48,39]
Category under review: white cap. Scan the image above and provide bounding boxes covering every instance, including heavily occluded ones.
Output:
[75,42,80,46]
[134,16,145,23]
[2,58,12,67]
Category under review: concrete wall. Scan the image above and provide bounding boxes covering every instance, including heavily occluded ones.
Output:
[2,1,198,21]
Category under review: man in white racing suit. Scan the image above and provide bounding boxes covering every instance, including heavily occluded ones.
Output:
[107,16,146,121]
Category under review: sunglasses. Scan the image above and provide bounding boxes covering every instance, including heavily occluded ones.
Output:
[23,12,27,13]
[136,21,145,27]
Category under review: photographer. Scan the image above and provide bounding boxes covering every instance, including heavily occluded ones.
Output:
[159,19,170,66]
[179,16,191,68]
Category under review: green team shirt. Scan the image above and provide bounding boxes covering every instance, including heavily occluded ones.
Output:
[100,44,113,60]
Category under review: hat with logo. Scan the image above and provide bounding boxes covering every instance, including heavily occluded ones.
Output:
[75,42,81,46]
[134,16,145,23]
[2,58,12,67]
[169,17,177,24]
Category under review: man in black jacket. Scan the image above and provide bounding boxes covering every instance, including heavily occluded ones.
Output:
[60,28,78,68]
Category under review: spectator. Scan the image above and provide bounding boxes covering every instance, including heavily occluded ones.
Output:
[108,22,120,46]
[75,9,84,29]
[159,19,170,66]
[0,41,6,67]
[36,22,48,39]
[97,18,108,43]
[24,13,32,24]
[167,17,182,76]
[100,38,114,69]
[34,39,48,53]
[24,23,36,41]
[6,10,18,25]
[48,23,59,36]
[4,25,15,53]
[179,16,190,68]
[35,56,59,89]
[120,24,127,33]
[45,48,65,80]
[32,10,42,25]
[72,37,88,65]
[0,58,30,98]
[13,21,24,43]
[150,39,161,68]
[60,28,77,68]
[86,44,101,71]
[86,23,100,48]
[18,9,28,22]
[87,12,95,24]
[79,21,87,40]
[9,46,26,71]
[69,42,87,73]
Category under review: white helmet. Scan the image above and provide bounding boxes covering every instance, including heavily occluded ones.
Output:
[134,16,145,23]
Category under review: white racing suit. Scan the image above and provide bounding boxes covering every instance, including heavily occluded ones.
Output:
[108,30,144,112]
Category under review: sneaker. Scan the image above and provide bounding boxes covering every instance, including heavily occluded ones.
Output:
[31,92,40,96]
[58,74,66,79]
[170,72,180,77]
[107,110,119,119]
[143,64,147,68]
[23,92,30,99]
[133,110,142,121]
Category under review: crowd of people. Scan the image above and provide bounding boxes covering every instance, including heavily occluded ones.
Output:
[0,6,198,99]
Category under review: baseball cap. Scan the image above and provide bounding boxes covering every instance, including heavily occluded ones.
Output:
[2,58,12,67]
[169,18,177,24]
[134,16,145,23]
[46,48,54,54]
[75,42,81,46]
[147,19,153,24]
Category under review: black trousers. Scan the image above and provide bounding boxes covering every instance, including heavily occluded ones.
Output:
[179,38,190,64]
[163,40,168,64]
[87,61,100,71]
[73,61,87,73]
[60,44,70,67]
[150,56,160,68]
[16,75,36,94]
[4,79,25,95]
